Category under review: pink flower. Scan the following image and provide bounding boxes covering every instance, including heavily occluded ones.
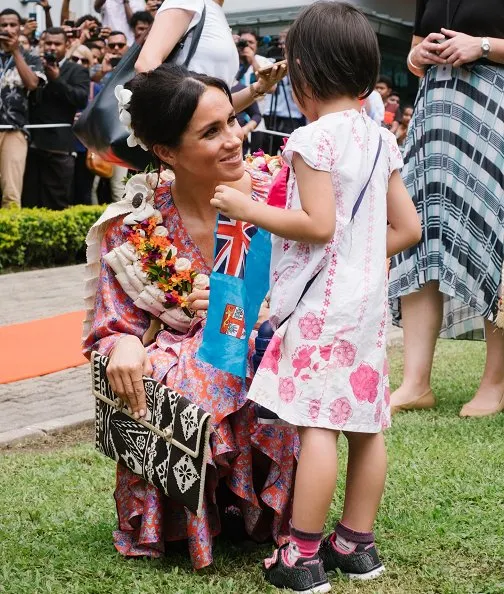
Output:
[308,399,321,421]
[252,149,265,157]
[374,402,382,424]
[298,312,323,340]
[333,340,357,367]
[292,345,316,377]
[384,385,390,407]
[350,363,380,404]
[319,344,332,361]
[329,397,353,425]
[278,378,296,403]
[261,335,282,375]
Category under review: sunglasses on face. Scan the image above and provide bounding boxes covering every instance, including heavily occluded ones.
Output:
[108,42,126,49]
[71,56,90,66]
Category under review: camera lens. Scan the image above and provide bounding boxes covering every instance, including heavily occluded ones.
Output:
[236,39,248,49]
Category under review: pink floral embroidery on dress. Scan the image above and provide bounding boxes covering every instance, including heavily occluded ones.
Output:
[298,312,323,340]
[350,363,380,404]
[308,399,322,422]
[278,378,296,403]
[261,335,282,375]
[374,401,382,424]
[319,344,332,361]
[333,340,357,367]
[292,345,316,377]
[329,397,353,425]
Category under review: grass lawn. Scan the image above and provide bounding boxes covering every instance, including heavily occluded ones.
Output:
[1,340,504,594]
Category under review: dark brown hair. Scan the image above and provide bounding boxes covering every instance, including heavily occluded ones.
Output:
[126,63,233,150]
[286,1,380,105]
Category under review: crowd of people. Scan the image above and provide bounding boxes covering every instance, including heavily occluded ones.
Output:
[0,1,415,211]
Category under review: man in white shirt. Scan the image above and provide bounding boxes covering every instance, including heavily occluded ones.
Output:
[94,0,145,46]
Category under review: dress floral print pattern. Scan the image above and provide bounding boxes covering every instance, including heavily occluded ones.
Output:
[247,110,404,432]
[83,169,298,569]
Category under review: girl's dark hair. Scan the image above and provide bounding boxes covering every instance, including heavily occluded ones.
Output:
[286,1,380,105]
[126,64,233,150]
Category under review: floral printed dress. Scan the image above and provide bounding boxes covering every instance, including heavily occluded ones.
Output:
[83,173,298,570]
[248,110,403,432]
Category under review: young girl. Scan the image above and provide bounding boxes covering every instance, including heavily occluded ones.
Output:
[211,2,422,592]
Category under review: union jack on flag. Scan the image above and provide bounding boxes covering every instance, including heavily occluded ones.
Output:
[213,215,258,278]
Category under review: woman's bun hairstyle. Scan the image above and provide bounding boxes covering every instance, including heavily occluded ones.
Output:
[126,63,233,150]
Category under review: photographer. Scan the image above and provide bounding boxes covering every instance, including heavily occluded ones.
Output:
[94,0,146,46]
[253,29,304,155]
[22,27,89,210]
[130,11,153,43]
[236,29,272,86]
[0,9,44,208]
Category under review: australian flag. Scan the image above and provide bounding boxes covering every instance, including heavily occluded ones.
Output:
[197,213,271,379]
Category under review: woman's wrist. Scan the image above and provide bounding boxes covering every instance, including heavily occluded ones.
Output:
[250,81,267,100]
[407,47,425,77]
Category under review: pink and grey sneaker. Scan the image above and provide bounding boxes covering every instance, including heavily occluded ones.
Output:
[264,542,331,593]
[318,533,385,580]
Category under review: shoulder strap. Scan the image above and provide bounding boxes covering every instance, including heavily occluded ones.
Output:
[184,5,206,67]
[279,133,384,328]
[166,4,207,67]
[350,133,383,222]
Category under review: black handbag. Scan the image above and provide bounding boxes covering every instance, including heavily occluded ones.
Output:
[74,7,206,171]
[91,351,212,516]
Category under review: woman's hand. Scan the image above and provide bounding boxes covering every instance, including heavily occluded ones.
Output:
[187,289,210,315]
[107,335,153,419]
[410,33,448,67]
[437,28,484,67]
[254,60,288,95]
[211,185,252,221]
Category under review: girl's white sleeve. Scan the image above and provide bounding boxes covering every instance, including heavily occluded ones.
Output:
[157,0,204,29]
[282,124,335,172]
[380,128,404,176]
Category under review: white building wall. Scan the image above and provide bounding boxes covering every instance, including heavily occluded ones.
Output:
[13,0,415,30]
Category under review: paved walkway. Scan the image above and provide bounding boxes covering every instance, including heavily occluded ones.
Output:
[0,264,403,446]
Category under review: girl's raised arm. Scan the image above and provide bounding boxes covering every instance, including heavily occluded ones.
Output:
[212,154,335,244]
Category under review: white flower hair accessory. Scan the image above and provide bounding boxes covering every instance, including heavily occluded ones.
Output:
[115,84,149,152]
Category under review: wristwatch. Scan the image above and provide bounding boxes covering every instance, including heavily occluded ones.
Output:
[481,37,491,59]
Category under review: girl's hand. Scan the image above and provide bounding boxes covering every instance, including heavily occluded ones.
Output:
[410,33,448,66]
[437,28,483,67]
[187,289,210,315]
[107,335,153,419]
[211,185,252,221]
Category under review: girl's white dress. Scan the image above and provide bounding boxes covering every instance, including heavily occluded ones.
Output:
[248,110,403,432]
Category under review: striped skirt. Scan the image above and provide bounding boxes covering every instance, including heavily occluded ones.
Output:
[389,64,504,339]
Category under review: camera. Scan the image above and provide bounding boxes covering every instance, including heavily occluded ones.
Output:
[44,51,58,65]
[66,28,80,39]
[109,56,121,68]
[89,27,104,41]
[64,20,75,27]
[236,39,248,50]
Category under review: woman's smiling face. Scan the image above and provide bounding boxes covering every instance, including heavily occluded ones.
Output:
[162,86,245,183]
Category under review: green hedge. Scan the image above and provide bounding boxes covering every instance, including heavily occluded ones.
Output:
[0,205,106,272]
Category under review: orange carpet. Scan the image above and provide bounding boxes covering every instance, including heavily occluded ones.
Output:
[0,310,88,384]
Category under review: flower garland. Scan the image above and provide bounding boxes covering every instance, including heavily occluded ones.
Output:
[125,214,209,318]
[104,172,208,327]
[245,149,283,175]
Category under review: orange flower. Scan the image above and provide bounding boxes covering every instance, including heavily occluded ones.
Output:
[150,235,170,250]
